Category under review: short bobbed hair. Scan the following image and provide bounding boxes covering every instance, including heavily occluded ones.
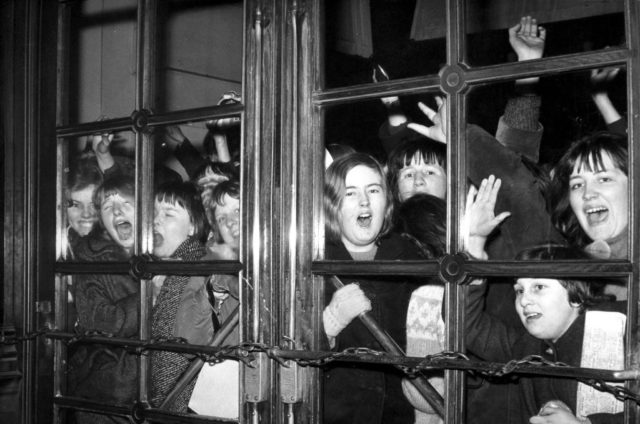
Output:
[155,181,210,244]
[324,152,393,244]
[549,131,627,246]
[515,244,603,311]
[387,138,447,204]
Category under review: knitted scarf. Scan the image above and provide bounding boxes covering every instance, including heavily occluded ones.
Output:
[150,237,206,412]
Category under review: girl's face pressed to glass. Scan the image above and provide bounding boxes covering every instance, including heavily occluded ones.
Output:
[153,199,194,258]
[101,192,135,253]
[338,165,387,252]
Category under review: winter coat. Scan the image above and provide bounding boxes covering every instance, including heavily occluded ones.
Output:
[322,233,421,424]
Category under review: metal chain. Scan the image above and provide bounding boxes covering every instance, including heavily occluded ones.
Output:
[0,328,50,345]
[2,329,639,404]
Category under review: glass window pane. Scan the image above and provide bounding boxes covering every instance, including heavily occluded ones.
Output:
[464,274,628,422]
[66,0,137,125]
[63,273,140,411]
[466,68,629,267]
[465,2,625,67]
[148,271,240,418]
[61,131,138,261]
[152,118,241,261]
[155,0,243,114]
[324,0,446,89]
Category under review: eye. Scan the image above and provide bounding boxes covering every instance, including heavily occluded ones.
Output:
[599,176,613,183]
[368,186,381,194]
[569,181,583,191]
[67,200,80,208]
[402,171,414,179]
[345,190,356,197]
[513,287,524,296]
[534,284,545,291]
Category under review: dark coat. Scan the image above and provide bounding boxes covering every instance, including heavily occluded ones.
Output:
[466,283,624,424]
[67,231,139,419]
[322,233,421,424]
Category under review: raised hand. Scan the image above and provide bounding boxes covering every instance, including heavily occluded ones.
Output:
[509,16,546,61]
[463,175,511,259]
[407,96,446,143]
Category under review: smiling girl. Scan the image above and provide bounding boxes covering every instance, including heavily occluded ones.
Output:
[549,132,628,299]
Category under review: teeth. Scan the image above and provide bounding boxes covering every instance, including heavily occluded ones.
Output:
[586,207,607,214]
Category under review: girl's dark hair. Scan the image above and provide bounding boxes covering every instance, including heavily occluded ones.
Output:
[395,193,446,258]
[515,244,608,311]
[387,138,446,204]
[65,159,102,199]
[155,181,210,244]
[548,131,627,246]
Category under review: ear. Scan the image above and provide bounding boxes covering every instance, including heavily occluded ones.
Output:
[188,222,195,237]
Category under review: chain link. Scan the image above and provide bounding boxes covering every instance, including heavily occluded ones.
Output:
[2,329,639,404]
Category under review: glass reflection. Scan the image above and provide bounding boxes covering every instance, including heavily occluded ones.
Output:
[153,117,241,261]
[156,1,243,113]
[465,3,625,67]
[466,67,628,265]
[324,0,446,88]
[62,132,137,261]
[67,0,137,124]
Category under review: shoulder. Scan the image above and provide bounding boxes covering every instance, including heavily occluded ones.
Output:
[73,230,128,261]
[376,233,422,260]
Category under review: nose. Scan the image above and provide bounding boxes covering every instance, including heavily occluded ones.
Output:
[359,191,370,206]
[113,202,123,216]
[582,181,598,200]
[80,204,94,218]
[518,290,533,308]
[226,213,239,229]
[413,172,426,187]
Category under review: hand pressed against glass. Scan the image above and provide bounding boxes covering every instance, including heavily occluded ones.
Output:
[397,155,447,202]
[338,165,387,252]
[514,278,581,343]
[569,152,628,243]
[214,194,240,251]
[153,200,194,258]
[101,192,135,253]
[67,184,98,236]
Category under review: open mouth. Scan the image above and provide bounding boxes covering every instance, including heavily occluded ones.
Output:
[585,206,608,226]
[153,232,163,247]
[524,312,541,322]
[115,220,133,240]
[356,213,372,227]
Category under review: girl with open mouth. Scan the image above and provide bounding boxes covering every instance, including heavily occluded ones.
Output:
[322,152,423,424]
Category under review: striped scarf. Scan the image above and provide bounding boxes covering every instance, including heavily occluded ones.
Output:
[150,237,206,411]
